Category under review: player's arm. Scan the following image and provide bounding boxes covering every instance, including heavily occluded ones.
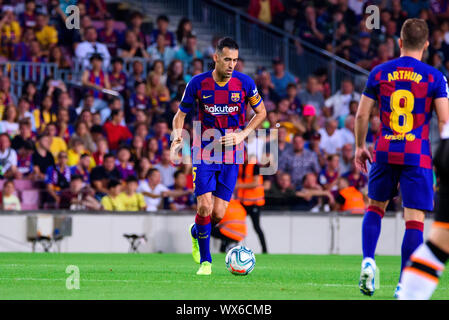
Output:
[435,97,449,134]
[354,94,376,174]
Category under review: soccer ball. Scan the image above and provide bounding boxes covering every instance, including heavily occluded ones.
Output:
[225,245,256,275]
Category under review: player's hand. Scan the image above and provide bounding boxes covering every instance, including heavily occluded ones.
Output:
[354,147,373,174]
[219,132,245,147]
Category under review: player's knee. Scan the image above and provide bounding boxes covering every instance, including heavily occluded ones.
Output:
[367,198,388,212]
[197,204,212,217]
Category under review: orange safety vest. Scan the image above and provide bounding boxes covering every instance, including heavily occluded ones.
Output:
[340,186,365,214]
[237,164,265,206]
[218,199,247,241]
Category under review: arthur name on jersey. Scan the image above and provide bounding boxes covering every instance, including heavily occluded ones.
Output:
[204,104,240,115]
[387,70,423,83]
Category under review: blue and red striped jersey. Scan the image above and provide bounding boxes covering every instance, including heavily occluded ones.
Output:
[179,70,263,164]
[363,56,449,169]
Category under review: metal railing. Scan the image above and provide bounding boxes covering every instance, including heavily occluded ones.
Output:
[132,0,370,93]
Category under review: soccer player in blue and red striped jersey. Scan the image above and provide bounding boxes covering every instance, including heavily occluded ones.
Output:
[354,18,449,297]
[170,37,267,275]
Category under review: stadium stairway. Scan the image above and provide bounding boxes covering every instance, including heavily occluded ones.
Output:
[113,0,272,76]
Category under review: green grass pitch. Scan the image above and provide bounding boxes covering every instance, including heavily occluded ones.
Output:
[0,253,448,300]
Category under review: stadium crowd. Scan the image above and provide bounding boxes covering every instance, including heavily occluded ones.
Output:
[0,0,446,213]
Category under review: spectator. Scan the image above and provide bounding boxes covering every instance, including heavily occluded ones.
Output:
[295,172,335,212]
[0,77,17,115]
[22,81,39,112]
[265,172,299,208]
[370,43,391,69]
[203,34,220,60]
[270,58,296,98]
[14,26,35,62]
[285,83,302,113]
[256,70,279,111]
[402,0,429,18]
[70,152,92,184]
[90,153,121,198]
[126,60,145,91]
[60,174,101,211]
[0,133,19,179]
[130,135,145,162]
[67,138,94,168]
[109,57,127,95]
[119,29,150,59]
[149,15,176,48]
[145,71,170,108]
[149,119,171,153]
[129,11,149,49]
[279,134,320,189]
[174,34,203,74]
[34,12,57,54]
[343,161,368,191]
[277,126,293,159]
[340,143,354,175]
[318,154,341,191]
[323,79,360,120]
[0,9,21,59]
[16,139,34,178]
[75,26,111,69]
[151,59,168,86]
[18,0,37,28]
[299,105,319,140]
[318,119,345,155]
[366,115,381,145]
[248,0,284,25]
[100,178,125,211]
[98,14,123,57]
[175,18,194,47]
[45,122,67,160]
[307,132,326,168]
[154,148,177,187]
[116,146,136,180]
[92,136,108,166]
[137,168,169,212]
[166,59,189,99]
[32,133,54,180]
[70,121,96,153]
[339,115,355,146]
[11,120,34,151]
[350,32,375,69]
[127,81,151,123]
[298,75,325,115]
[1,179,21,210]
[56,107,73,144]
[48,45,71,69]
[33,95,56,133]
[146,137,161,165]
[118,175,146,211]
[45,151,71,208]
[103,110,133,151]
[166,169,194,211]
[0,105,19,137]
[25,39,46,63]
[296,4,325,47]
[136,157,152,182]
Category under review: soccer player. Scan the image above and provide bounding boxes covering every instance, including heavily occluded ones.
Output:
[170,37,267,275]
[397,125,449,300]
[354,18,449,297]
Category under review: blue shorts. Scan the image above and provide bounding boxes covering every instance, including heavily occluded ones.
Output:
[193,163,239,202]
[368,162,434,212]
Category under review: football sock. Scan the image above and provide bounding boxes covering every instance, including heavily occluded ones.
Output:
[362,205,384,259]
[195,214,212,263]
[191,223,198,239]
[400,220,424,281]
[399,240,449,300]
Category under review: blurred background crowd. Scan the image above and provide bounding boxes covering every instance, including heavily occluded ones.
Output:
[0,0,446,213]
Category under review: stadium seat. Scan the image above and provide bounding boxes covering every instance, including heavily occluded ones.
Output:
[20,190,41,211]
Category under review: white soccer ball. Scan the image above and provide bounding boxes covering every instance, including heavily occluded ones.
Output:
[225,245,256,275]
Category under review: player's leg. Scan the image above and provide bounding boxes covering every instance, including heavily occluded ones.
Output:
[245,205,267,253]
[360,162,398,296]
[395,166,434,296]
[190,164,216,274]
[210,163,239,223]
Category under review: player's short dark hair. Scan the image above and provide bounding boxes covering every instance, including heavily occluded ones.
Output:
[400,18,429,50]
[216,37,239,53]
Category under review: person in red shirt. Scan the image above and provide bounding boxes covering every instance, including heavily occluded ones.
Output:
[103,110,132,151]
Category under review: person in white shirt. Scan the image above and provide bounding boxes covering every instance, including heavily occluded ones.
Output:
[137,168,169,212]
[75,26,111,69]
[323,79,361,120]
[0,133,19,179]
[339,115,356,146]
[153,149,178,188]
[318,119,345,155]
[1,179,21,211]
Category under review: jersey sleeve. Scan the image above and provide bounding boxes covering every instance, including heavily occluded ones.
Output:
[244,76,263,109]
[179,77,198,114]
[433,71,449,99]
[362,68,379,101]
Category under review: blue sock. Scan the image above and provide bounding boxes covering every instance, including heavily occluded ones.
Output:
[195,214,212,263]
[400,220,424,281]
[362,206,384,260]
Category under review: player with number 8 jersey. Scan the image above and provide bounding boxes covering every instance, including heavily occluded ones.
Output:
[354,18,449,297]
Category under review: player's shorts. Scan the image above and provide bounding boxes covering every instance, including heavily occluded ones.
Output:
[368,162,434,212]
[193,163,239,202]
